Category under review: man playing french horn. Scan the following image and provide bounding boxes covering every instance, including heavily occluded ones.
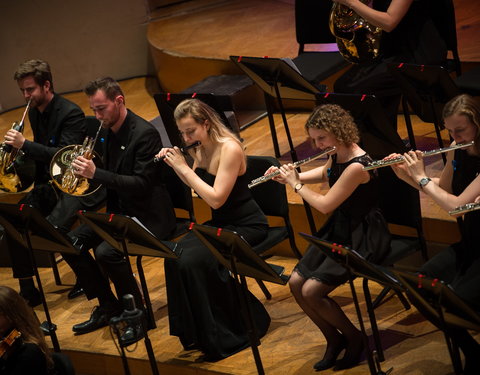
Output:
[61,77,176,334]
[2,59,105,306]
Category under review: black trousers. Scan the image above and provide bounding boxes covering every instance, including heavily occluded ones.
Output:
[5,183,105,279]
[62,224,144,311]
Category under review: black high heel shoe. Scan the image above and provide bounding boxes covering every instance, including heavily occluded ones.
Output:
[313,336,347,372]
[333,338,365,371]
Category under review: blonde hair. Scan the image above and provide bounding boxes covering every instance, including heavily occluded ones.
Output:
[0,286,53,370]
[443,94,480,154]
[174,99,244,161]
[305,104,360,145]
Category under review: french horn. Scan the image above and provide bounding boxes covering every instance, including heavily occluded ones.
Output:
[50,121,103,196]
[329,0,382,64]
[0,99,35,193]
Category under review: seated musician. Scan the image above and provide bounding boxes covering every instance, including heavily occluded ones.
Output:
[155,98,271,361]
[0,286,53,375]
[61,77,176,334]
[4,59,105,306]
[388,94,480,374]
[265,104,391,371]
[333,0,447,129]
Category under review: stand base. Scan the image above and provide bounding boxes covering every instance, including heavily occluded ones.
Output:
[40,320,57,336]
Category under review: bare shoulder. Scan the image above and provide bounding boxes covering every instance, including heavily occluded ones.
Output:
[220,139,244,157]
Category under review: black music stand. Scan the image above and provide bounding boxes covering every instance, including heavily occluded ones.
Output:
[76,211,180,329]
[191,223,287,375]
[0,203,80,352]
[230,56,325,234]
[387,63,461,162]
[299,232,398,375]
[153,92,239,146]
[230,55,324,159]
[394,270,480,375]
[76,211,180,375]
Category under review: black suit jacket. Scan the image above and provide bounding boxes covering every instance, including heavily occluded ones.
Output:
[23,94,85,184]
[93,110,176,240]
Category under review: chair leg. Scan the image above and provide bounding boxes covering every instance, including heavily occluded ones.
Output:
[256,279,271,300]
[50,253,62,286]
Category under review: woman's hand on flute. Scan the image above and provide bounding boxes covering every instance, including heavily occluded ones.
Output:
[279,163,301,188]
[402,150,427,181]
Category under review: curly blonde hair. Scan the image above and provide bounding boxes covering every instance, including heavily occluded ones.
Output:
[305,104,360,145]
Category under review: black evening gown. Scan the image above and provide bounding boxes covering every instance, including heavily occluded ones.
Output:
[164,168,271,360]
[295,154,391,286]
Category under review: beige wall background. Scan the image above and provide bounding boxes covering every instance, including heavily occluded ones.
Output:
[0,0,152,112]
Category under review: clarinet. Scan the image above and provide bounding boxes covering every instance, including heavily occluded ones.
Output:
[363,142,475,171]
[248,146,335,188]
[153,141,201,163]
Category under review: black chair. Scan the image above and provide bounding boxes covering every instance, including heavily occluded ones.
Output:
[163,165,196,241]
[246,155,302,299]
[370,167,429,310]
[292,0,350,90]
[456,66,480,96]
[52,352,76,375]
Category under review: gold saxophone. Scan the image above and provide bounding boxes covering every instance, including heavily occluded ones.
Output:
[50,121,103,196]
[329,0,382,64]
[0,99,35,193]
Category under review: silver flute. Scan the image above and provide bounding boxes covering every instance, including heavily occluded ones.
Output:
[363,141,475,171]
[248,146,335,189]
[449,202,480,216]
[153,141,201,163]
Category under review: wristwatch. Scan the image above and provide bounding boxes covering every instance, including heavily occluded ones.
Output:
[418,177,431,189]
[294,183,304,193]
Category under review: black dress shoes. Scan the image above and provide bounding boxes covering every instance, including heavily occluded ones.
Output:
[333,339,365,371]
[67,281,85,300]
[72,306,110,335]
[313,336,346,371]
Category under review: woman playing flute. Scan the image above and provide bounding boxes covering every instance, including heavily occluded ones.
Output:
[389,94,480,374]
[266,104,391,371]
[155,99,270,361]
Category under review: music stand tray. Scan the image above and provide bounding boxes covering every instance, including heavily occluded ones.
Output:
[192,223,287,375]
[77,211,180,329]
[230,56,325,100]
[0,203,80,352]
[393,270,480,374]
